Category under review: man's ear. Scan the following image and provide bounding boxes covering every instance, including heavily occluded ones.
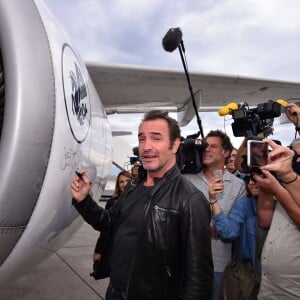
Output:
[172,138,181,154]
[223,149,230,158]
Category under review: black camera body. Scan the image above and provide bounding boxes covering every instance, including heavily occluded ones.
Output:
[178,137,207,174]
[129,156,140,165]
[231,100,281,137]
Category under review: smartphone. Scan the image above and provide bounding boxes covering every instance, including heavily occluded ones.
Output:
[247,140,268,168]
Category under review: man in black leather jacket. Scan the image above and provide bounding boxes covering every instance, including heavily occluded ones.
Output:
[71,110,213,299]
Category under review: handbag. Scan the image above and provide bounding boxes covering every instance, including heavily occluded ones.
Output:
[90,225,113,280]
[220,260,259,300]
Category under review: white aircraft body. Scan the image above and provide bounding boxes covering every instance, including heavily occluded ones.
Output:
[0,0,300,284]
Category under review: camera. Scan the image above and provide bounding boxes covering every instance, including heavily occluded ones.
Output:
[231,100,282,138]
[178,135,208,174]
[129,156,140,165]
[129,146,141,165]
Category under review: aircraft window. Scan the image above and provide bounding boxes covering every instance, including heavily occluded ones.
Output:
[0,49,4,140]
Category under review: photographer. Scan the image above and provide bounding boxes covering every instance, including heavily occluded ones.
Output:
[253,139,300,299]
[130,147,141,177]
[131,161,141,177]
[184,130,246,300]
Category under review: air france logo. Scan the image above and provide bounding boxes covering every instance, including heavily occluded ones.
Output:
[70,63,88,125]
[62,43,90,143]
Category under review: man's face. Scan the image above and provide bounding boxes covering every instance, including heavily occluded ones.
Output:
[138,119,179,177]
[226,149,237,172]
[203,136,227,167]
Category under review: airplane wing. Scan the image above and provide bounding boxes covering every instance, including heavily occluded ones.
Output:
[86,62,300,125]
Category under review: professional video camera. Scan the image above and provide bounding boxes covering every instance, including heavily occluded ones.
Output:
[178,134,208,174]
[219,100,286,138]
[129,156,140,165]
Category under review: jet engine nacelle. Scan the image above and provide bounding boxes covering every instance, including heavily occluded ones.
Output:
[0,0,112,283]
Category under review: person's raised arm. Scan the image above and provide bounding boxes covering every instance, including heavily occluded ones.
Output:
[209,178,243,239]
[70,171,111,232]
[285,103,300,129]
[260,139,300,207]
[208,177,224,215]
[254,169,300,226]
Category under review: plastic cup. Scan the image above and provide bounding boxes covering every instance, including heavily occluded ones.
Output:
[213,169,223,182]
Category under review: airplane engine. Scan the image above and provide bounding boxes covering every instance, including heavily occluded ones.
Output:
[0,0,112,283]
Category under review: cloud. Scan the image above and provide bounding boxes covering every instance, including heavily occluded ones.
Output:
[44,0,300,150]
[44,0,300,78]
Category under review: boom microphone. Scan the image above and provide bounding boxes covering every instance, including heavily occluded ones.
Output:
[218,103,239,116]
[162,27,182,52]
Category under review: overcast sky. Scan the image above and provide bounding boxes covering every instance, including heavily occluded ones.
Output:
[44,0,300,151]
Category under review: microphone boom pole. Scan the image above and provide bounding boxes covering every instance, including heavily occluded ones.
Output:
[177,41,204,139]
[162,27,204,139]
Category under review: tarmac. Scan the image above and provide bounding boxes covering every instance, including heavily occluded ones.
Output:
[0,221,109,300]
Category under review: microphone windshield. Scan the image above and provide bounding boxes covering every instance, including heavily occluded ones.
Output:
[276,99,288,107]
[162,27,182,52]
[218,103,238,116]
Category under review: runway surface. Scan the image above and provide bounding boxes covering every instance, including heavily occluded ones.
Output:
[0,222,109,299]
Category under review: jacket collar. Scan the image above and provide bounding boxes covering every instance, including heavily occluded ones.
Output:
[130,164,181,196]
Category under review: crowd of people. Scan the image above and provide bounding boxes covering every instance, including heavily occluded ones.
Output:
[70,102,300,299]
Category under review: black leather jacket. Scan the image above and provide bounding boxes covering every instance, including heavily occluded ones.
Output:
[73,165,213,299]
